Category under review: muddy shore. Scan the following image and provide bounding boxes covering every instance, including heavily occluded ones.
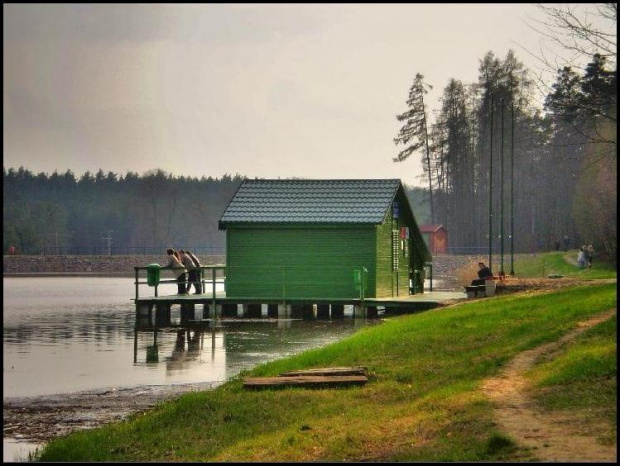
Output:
[3,382,222,444]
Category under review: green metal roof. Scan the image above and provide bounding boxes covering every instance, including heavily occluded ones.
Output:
[219,179,402,228]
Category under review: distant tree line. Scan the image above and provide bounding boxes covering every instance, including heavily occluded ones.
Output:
[3,168,243,255]
[3,167,432,256]
[395,49,616,265]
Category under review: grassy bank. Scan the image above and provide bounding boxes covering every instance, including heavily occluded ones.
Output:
[526,313,617,445]
[37,283,616,462]
[514,251,616,279]
[454,251,616,286]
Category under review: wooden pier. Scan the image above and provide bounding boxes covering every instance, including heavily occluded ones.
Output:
[133,290,467,330]
[133,265,467,329]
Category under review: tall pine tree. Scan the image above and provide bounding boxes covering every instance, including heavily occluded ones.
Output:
[394,73,435,224]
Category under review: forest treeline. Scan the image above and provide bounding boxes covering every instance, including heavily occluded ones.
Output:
[3,169,244,255]
[2,167,431,256]
[395,49,616,265]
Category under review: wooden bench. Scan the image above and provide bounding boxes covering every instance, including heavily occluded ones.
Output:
[465,285,487,298]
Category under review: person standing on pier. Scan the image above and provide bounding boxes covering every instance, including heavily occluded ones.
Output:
[185,250,203,294]
[166,248,188,294]
[179,250,202,294]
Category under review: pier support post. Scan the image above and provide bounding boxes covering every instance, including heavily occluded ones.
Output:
[354,304,367,318]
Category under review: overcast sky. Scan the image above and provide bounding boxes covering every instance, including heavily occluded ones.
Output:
[2,3,605,186]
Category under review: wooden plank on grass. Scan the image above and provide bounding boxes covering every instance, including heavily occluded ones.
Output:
[278,366,368,377]
[243,375,368,389]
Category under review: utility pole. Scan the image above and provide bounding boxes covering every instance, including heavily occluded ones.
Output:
[488,94,494,273]
[500,97,505,276]
[510,100,515,276]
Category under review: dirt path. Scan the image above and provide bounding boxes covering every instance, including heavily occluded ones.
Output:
[482,309,617,462]
[564,251,579,267]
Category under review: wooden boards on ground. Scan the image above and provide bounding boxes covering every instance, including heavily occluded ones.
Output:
[243,366,368,389]
[279,366,367,377]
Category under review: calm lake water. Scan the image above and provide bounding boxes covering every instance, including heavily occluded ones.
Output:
[3,276,377,461]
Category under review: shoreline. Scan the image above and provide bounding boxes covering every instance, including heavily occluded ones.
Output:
[3,382,223,445]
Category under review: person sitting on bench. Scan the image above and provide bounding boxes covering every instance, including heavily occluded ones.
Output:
[471,262,493,286]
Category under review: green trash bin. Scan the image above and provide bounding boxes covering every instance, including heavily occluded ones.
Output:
[147,263,161,287]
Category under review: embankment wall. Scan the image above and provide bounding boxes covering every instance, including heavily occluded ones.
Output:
[4,253,535,276]
[3,255,225,275]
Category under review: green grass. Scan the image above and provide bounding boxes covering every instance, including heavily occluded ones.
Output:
[514,251,616,279]
[37,283,617,462]
[526,315,617,444]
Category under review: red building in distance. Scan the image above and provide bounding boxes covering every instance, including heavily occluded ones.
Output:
[419,225,448,255]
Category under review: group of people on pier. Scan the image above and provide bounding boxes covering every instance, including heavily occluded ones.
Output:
[166,248,203,295]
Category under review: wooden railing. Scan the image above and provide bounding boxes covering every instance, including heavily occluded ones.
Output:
[133,265,226,301]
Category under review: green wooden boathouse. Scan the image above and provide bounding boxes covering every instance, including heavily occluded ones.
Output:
[218,179,431,300]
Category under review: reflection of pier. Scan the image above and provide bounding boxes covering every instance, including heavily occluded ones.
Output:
[132,317,374,380]
[133,326,226,380]
[136,328,217,369]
